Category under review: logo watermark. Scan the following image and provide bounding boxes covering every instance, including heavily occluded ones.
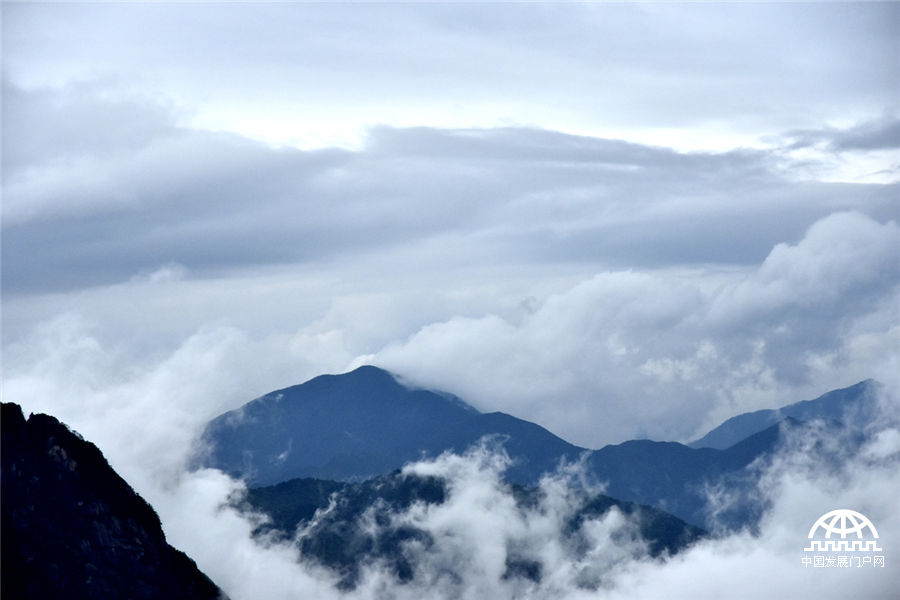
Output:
[802,509,885,569]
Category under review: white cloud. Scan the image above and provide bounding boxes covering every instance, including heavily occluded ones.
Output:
[369,212,899,446]
[4,211,896,449]
[711,211,900,322]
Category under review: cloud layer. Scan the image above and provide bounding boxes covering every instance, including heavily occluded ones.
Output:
[4,79,897,296]
[3,81,897,448]
[5,3,896,149]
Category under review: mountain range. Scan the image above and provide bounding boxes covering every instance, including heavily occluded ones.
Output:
[688,379,878,449]
[199,366,878,531]
[2,367,878,596]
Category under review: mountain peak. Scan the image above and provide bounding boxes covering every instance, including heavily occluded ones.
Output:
[197,368,579,486]
[264,365,410,405]
[330,364,398,383]
[689,379,878,450]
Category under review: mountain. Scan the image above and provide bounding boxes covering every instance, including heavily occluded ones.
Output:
[688,380,878,450]
[242,470,705,589]
[586,418,807,530]
[199,367,877,531]
[591,389,875,529]
[198,365,584,486]
[1,403,225,600]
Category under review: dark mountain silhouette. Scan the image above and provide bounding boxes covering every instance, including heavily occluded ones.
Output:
[1,402,225,600]
[688,379,878,450]
[198,365,584,486]
[242,470,705,589]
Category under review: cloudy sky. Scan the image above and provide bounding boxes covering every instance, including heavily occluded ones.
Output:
[3,2,898,450]
[3,3,900,599]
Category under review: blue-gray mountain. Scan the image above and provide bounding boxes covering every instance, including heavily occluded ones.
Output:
[198,366,878,530]
[688,379,879,450]
[198,365,583,486]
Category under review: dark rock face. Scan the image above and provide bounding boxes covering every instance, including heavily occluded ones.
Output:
[1,402,225,600]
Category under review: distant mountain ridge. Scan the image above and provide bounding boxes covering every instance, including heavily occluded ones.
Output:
[198,365,584,486]
[587,417,809,529]
[688,380,878,450]
[198,366,878,530]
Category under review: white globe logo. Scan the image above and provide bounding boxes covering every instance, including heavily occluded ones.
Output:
[804,509,882,553]
[808,509,879,539]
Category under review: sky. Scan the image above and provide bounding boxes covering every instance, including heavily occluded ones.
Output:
[2,2,899,599]
[2,1,898,448]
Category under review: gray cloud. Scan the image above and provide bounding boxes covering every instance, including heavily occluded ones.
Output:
[3,71,897,450]
[5,210,896,449]
[4,82,897,297]
[4,3,896,142]
[785,117,900,152]
[1,79,179,169]
[3,74,897,451]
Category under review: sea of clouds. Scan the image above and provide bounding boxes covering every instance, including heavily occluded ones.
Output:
[4,275,898,599]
